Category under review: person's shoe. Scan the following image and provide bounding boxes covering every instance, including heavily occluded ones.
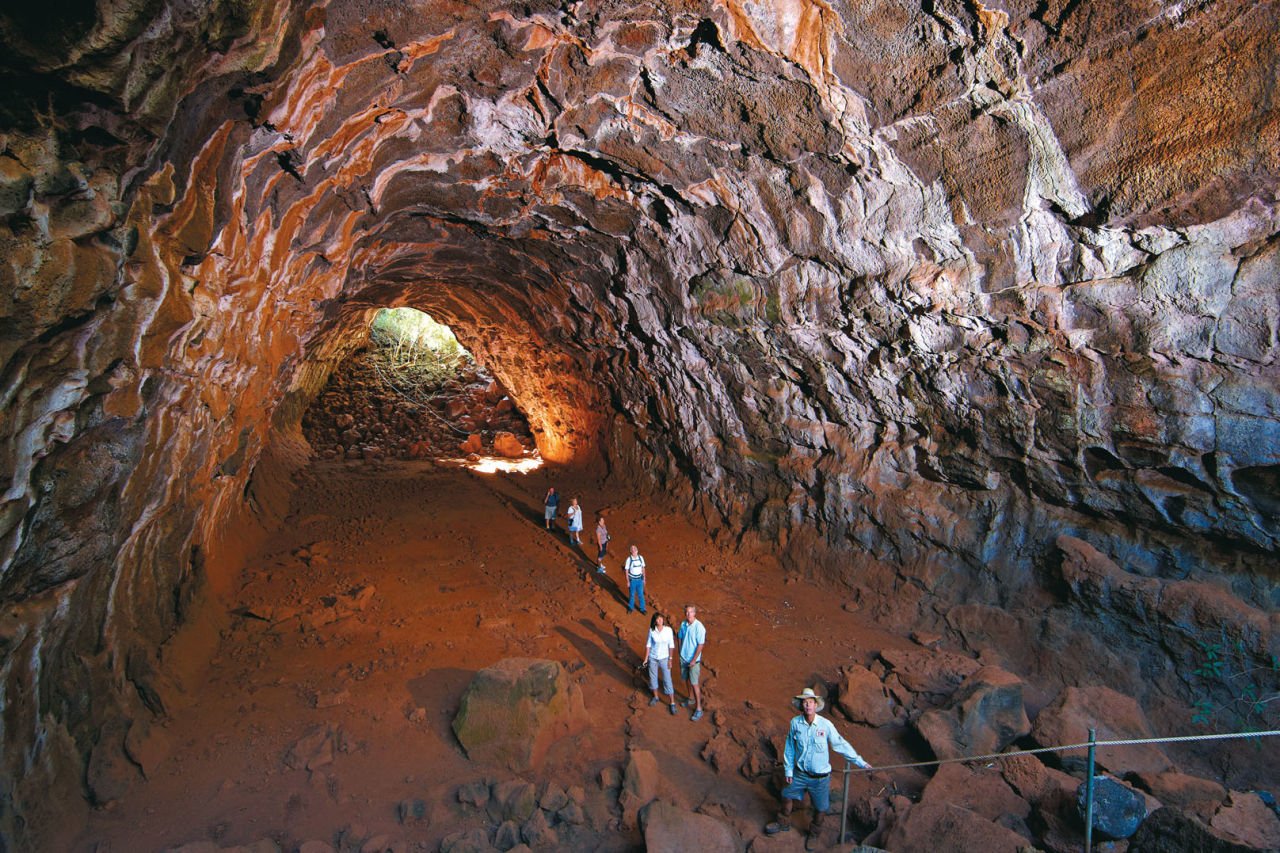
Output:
[680,698,693,707]
[639,609,647,614]
[669,703,677,715]
[627,608,633,614]
[648,696,660,706]
[806,810,826,849]
[764,819,791,835]
[691,709,704,721]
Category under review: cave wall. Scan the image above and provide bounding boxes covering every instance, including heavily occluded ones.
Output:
[1,0,1278,845]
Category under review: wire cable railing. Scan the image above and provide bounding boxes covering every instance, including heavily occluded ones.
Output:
[836,728,1280,852]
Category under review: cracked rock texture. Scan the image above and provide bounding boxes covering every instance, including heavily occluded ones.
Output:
[0,0,1277,845]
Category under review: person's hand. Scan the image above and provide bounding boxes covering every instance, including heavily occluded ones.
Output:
[785,776,793,785]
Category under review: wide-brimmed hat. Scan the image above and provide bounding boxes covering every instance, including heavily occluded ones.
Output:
[792,687,825,712]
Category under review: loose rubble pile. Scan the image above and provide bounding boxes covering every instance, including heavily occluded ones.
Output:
[301,348,534,462]
[781,651,1280,853]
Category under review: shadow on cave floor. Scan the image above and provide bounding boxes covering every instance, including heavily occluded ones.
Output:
[73,459,926,851]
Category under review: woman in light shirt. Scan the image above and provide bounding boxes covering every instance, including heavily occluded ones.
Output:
[565,497,583,544]
[643,612,678,715]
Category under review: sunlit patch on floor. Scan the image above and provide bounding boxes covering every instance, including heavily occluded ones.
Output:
[456,454,545,474]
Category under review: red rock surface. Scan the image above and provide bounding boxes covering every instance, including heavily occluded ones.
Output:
[0,0,1277,847]
[1031,685,1173,776]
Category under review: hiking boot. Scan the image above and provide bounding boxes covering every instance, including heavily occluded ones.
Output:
[668,703,677,715]
[648,696,660,707]
[806,810,826,850]
[691,709,704,721]
[764,818,791,835]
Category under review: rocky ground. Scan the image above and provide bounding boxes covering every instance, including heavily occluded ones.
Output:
[70,461,1280,852]
[301,349,535,463]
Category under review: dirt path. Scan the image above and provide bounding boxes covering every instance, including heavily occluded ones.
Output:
[78,460,920,852]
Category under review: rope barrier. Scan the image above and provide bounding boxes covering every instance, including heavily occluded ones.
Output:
[841,728,1280,775]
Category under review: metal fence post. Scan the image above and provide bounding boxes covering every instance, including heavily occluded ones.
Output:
[1083,727,1097,853]
[840,761,851,845]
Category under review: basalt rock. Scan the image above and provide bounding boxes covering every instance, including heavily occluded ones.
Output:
[639,800,739,853]
[1130,807,1261,853]
[1,0,1278,846]
[1209,792,1280,850]
[881,800,1031,853]
[620,749,662,830]
[836,664,897,727]
[914,665,1030,761]
[1030,685,1172,776]
[920,763,1031,826]
[451,659,587,773]
[1078,775,1149,840]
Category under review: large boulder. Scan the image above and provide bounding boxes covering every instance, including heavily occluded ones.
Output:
[486,780,538,823]
[837,664,897,726]
[492,431,525,458]
[1209,792,1280,850]
[452,659,587,772]
[438,828,495,853]
[1131,770,1227,821]
[640,800,739,853]
[620,749,661,829]
[1029,685,1172,775]
[914,666,1030,760]
[1078,775,1149,840]
[1130,807,1259,853]
[882,801,1030,853]
[920,763,1030,824]
[879,649,982,702]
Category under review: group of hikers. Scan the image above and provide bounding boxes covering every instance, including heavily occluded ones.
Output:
[540,485,878,850]
[542,487,702,716]
[542,486,649,612]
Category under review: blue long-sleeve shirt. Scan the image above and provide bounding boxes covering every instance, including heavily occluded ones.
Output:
[783,714,871,777]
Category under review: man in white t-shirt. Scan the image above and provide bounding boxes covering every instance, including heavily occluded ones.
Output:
[624,545,647,614]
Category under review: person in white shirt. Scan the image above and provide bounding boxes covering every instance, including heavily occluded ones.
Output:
[623,545,647,614]
[642,613,677,715]
[565,497,583,544]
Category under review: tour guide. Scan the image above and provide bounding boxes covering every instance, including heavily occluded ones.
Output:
[766,687,873,849]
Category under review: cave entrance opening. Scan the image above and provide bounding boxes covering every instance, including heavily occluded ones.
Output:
[301,307,540,469]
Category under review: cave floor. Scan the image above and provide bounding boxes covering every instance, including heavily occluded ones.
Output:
[75,459,928,852]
